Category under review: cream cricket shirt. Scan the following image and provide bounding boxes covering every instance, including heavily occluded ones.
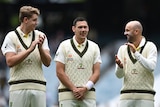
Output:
[1,27,50,92]
[115,37,157,100]
[54,36,102,101]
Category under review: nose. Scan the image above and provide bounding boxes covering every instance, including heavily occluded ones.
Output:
[36,21,38,25]
[124,31,128,36]
[81,27,86,31]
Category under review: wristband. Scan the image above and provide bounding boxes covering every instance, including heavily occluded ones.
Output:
[85,81,94,90]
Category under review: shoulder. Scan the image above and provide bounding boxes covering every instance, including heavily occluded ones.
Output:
[61,39,70,44]
[58,39,71,47]
[7,30,16,35]
[34,30,45,36]
[146,41,156,46]
[118,44,127,51]
[145,41,157,50]
[88,40,99,46]
[5,30,17,39]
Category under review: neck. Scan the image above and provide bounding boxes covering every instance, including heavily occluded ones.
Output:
[134,36,143,48]
[20,24,30,34]
[75,37,85,44]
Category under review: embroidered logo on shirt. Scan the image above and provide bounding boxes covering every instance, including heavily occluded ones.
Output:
[24,59,32,65]
[77,63,85,69]
[131,68,138,74]
[17,44,21,52]
[67,54,73,62]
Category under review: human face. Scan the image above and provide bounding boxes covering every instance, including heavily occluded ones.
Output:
[124,24,136,43]
[25,14,39,32]
[72,21,89,41]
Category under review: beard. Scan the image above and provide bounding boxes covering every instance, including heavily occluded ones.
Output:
[126,35,134,43]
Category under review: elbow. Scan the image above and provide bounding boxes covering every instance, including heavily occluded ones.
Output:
[145,62,156,72]
[43,58,52,67]
[6,60,14,68]
[56,71,63,79]
[150,66,155,71]
[44,64,50,67]
[150,64,156,71]
[148,66,155,72]
[7,64,13,68]
[44,61,51,67]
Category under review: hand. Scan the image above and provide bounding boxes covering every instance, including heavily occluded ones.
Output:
[115,55,123,68]
[29,39,39,52]
[125,42,136,53]
[72,87,86,100]
[38,34,45,48]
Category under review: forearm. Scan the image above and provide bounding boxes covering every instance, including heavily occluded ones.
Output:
[134,51,157,71]
[6,49,31,67]
[57,73,76,90]
[115,64,124,78]
[90,63,100,83]
[39,48,51,67]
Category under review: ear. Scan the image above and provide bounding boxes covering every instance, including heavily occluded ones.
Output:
[134,29,139,34]
[72,26,75,32]
[23,17,28,23]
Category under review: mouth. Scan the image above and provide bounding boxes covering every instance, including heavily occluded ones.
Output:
[80,32,85,36]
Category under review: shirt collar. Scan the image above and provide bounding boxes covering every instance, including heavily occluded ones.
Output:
[139,36,146,47]
[16,27,32,37]
[136,36,146,50]
[73,36,87,48]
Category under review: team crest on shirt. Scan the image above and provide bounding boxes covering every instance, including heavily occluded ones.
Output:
[131,68,138,74]
[17,44,22,52]
[24,59,32,65]
[67,54,73,62]
[77,63,85,69]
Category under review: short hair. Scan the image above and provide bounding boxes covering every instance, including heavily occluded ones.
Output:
[134,21,143,33]
[19,6,40,22]
[72,17,88,26]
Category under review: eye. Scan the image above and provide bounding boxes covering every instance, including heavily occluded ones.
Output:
[78,26,87,29]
